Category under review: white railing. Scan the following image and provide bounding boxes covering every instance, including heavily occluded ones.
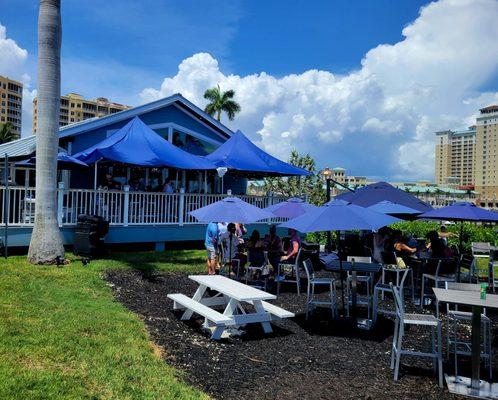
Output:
[0,185,288,227]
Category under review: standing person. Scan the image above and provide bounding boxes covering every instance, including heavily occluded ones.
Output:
[220,223,247,274]
[163,179,174,194]
[281,228,301,263]
[373,227,389,263]
[205,222,219,275]
[235,223,247,241]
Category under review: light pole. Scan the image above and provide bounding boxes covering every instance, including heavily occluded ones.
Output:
[321,167,333,252]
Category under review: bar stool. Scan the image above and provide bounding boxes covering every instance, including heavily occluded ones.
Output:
[443,282,492,380]
[372,267,410,324]
[391,284,443,387]
[302,258,338,319]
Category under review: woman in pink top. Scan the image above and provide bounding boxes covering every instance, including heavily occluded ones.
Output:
[281,229,301,262]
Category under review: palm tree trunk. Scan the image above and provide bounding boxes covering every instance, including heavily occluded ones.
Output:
[217,110,221,122]
[28,0,65,263]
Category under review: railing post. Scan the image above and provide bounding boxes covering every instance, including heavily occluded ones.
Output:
[123,185,130,227]
[57,182,64,227]
[178,188,185,226]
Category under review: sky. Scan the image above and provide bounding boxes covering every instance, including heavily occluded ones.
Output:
[1,0,498,181]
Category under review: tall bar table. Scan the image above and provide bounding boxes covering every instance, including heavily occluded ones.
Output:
[433,288,498,398]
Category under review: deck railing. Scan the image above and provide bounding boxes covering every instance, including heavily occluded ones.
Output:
[0,184,287,227]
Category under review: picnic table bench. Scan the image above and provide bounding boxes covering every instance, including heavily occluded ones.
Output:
[168,275,294,340]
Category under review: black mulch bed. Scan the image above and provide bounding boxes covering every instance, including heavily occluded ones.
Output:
[104,269,498,400]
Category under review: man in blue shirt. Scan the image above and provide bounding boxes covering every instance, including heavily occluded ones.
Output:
[205,222,219,275]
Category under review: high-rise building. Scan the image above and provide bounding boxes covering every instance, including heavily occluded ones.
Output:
[33,92,131,133]
[0,75,23,138]
[475,105,498,207]
[434,127,476,187]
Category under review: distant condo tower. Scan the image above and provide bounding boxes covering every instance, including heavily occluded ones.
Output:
[32,92,131,133]
[475,105,498,206]
[435,104,498,208]
[0,75,23,138]
[434,126,476,187]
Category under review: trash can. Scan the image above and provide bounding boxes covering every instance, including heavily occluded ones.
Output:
[73,214,109,257]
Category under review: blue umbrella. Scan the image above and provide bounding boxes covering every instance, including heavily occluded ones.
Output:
[418,202,498,253]
[264,197,318,219]
[336,181,433,212]
[418,202,498,222]
[189,196,274,224]
[280,199,400,232]
[17,152,89,169]
[367,200,421,218]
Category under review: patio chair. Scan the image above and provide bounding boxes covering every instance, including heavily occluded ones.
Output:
[218,243,241,279]
[420,258,457,308]
[380,251,415,302]
[345,256,373,318]
[302,258,338,319]
[277,248,303,295]
[489,250,498,292]
[372,267,410,325]
[457,254,476,283]
[471,242,492,283]
[245,249,269,290]
[391,284,443,388]
[442,282,492,380]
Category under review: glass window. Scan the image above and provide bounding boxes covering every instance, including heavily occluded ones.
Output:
[172,129,217,155]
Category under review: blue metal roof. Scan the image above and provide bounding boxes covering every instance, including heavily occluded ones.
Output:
[59,93,233,140]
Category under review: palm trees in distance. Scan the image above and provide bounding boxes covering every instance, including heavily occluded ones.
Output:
[203,84,241,122]
[28,0,65,264]
[0,123,17,144]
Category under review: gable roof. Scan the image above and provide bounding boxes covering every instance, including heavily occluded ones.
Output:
[0,135,36,160]
[59,93,233,139]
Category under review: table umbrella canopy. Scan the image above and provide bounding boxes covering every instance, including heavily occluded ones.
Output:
[336,181,432,213]
[205,130,312,177]
[73,116,215,169]
[279,199,400,233]
[16,152,89,170]
[189,196,274,224]
[367,200,421,217]
[264,197,318,219]
[418,202,498,222]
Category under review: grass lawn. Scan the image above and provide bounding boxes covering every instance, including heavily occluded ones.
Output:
[0,250,207,400]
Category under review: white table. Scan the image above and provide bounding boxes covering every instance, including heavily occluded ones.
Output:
[433,288,498,398]
[178,275,293,339]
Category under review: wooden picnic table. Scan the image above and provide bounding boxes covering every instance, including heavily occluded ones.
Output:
[433,287,498,397]
[168,275,294,340]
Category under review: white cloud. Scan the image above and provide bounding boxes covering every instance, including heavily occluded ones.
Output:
[141,0,498,180]
[0,22,33,136]
[0,23,27,78]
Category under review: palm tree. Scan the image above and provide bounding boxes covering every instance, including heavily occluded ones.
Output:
[0,123,17,144]
[28,0,65,264]
[204,84,241,122]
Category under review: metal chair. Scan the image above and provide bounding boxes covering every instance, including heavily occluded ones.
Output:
[488,250,498,292]
[443,282,492,380]
[380,251,415,302]
[372,267,410,324]
[457,254,476,283]
[471,242,491,282]
[245,249,269,290]
[277,248,303,295]
[391,284,443,387]
[345,256,373,318]
[421,258,457,308]
[218,242,241,279]
[302,258,338,319]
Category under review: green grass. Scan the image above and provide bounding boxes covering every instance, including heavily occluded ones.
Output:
[0,250,207,400]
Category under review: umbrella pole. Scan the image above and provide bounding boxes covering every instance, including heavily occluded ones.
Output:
[459,221,464,254]
[336,230,345,317]
[93,161,98,190]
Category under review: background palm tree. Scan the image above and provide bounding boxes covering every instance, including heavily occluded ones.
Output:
[204,84,241,122]
[28,0,65,264]
[0,123,17,144]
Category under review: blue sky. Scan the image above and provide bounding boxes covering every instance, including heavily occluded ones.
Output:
[1,0,497,181]
[2,0,427,98]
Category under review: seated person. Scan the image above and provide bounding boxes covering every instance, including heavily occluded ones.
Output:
[163,179,174,193]
[426,230,453,258]
[281,228,301,264]
[263,225,283,270]
[391,229,416,262]
[102,173,120,190]
[247,230,266,270]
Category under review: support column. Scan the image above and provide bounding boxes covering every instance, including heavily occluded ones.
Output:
[57,182,64,227]
[178,188,185,226]
[123,185,130,227]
